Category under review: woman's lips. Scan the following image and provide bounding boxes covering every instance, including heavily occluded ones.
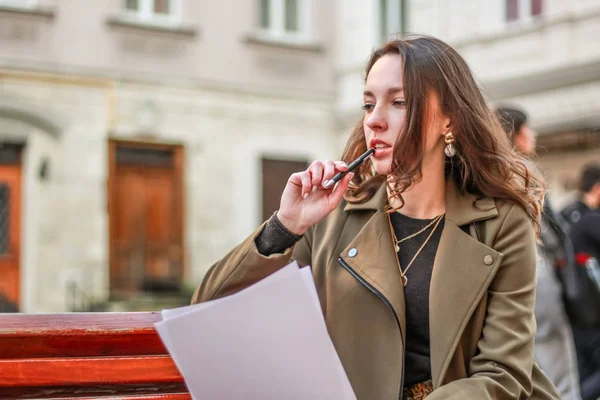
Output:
[372,146,393,158]
[369,138,393,158]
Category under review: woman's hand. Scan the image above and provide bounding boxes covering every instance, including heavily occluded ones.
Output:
[276,160,353,235]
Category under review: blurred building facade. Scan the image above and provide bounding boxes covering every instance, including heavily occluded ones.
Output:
[1,0,599,312]
[0,0,338,312]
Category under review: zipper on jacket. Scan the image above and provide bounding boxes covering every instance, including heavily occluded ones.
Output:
[338,257,405,400]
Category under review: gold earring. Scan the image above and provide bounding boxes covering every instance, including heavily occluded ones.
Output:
[444,132,456,157]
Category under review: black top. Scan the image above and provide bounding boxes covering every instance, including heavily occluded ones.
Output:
[255,211,444,389]
[389,211,444,387]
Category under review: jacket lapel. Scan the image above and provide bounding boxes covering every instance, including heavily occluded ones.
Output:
[429,181,501,388]
[429,221,503,388]
[341,186,407,340]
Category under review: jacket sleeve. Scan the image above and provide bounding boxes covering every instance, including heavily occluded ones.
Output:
[427,205,560,400]
[191,216,314,303]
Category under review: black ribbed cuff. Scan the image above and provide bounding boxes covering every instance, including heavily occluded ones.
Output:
[255,212,304,256]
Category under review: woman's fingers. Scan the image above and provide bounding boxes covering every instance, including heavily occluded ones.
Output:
[333,161,348,172]
[294,160,351,199]
[308,160,324,188]
[322,160,337,185]
[280,160,352,234]
[288,171,312,199]
[329,172,354,206]
[298,171,313,198]
[323,161,349,188]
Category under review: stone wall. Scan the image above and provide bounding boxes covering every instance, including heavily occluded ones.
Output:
[0,74,337,312]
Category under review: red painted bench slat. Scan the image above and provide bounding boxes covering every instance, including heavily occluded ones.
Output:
[0,312,191,399]
[0,312,167,359]
[0,355,182,386]
[0,384,191,399]
[76,395,191,400]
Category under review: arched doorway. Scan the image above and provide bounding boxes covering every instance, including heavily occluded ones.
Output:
[0,99,64,312]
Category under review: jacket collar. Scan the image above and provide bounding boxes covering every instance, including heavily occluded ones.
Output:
[344,178,498,226]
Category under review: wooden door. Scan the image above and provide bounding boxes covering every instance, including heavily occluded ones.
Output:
[261,158,308,222]
[108,142,184,297]
[0,144,22,312]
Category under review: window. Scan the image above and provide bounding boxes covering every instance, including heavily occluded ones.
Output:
[0,0,38,8]
[261,158,308,222]
[380,0,406,42]
[259,0,310,39]
[123,0,182,24]
[506,0,542,23]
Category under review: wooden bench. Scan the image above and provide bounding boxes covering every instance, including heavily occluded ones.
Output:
[0,312,190,399]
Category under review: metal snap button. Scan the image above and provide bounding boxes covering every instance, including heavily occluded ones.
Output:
[348,248,358,258]
[483,255,494,265]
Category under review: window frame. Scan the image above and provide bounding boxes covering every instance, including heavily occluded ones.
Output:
[259,0,312,42]
[379,0,405,43]
[506,0,543,24]
[122,0,182,26]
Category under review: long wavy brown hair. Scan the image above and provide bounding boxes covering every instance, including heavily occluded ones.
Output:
[341,35,545,231]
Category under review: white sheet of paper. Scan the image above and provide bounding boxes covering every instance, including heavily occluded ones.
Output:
[161,262,301,321]
[155,265,356,400]
[158,263,301,351]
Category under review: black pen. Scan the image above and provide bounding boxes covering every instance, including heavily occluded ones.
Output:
[323,148,375,189]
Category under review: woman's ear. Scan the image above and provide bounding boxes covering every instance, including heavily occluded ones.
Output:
[441,118,452,137]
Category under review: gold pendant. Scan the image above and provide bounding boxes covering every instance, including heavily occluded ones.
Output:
[401,275,407,286]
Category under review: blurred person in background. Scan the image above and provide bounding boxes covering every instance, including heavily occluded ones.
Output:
[496,106,582,400]
[562,163,600,261]
[562,163,600,400]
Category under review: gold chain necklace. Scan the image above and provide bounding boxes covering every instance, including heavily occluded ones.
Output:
[389,213,443,252]
[387,213,444,287]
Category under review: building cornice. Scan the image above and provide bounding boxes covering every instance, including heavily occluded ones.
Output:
[453,6,600,48]
[481,58,600,100]
[0,3,55,19]
[0,61,335,104]
[244,32,324,53]
[105,15,198,37]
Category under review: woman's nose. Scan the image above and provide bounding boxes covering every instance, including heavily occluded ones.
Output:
[365,109,387,132]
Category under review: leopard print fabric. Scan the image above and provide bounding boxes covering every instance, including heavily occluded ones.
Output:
[402,379,433,400]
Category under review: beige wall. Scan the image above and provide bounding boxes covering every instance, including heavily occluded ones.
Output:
[0,0,336,98]
[0,71,339,313]
[0,0,340,312]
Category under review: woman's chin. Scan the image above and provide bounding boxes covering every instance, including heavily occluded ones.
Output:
[372,162,391,176]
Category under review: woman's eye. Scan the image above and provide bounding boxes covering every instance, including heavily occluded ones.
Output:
[393,100,406,107]
[361,103,375,112]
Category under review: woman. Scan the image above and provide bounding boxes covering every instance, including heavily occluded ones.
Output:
[193,36,560,399]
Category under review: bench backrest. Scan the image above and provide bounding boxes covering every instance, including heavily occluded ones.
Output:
[0,312,190,399]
